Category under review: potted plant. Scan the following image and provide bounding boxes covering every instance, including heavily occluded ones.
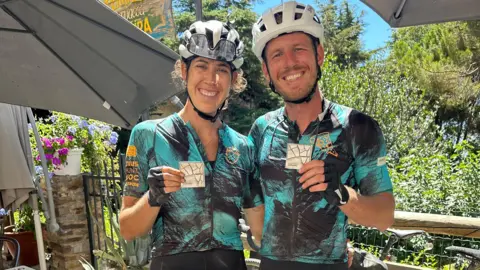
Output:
[4,204,41,267]
[36,136,83,176]
[30,112,118,176]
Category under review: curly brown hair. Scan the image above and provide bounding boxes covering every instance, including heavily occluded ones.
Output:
[171,59,247,93]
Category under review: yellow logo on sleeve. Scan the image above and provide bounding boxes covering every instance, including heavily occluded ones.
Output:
[126,145,137,157]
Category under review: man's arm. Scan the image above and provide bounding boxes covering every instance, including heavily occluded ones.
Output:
[299,111,395,231]
[340,190,394,231]
[299,161,395,231]
[346,111,395,231]
[243,205,264,241]
[119,195,160,241]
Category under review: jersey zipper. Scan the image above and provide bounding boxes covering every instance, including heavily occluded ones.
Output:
[210,166,214,243]
[290,130,301,257]
[209,132,222,247]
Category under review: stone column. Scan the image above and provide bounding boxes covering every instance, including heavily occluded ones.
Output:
[46,174,92,270]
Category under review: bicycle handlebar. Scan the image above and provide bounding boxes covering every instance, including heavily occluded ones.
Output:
[238,219,261,252]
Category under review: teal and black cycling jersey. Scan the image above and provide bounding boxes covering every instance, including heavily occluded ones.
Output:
[123,113,263,258]
[248,98,393,264]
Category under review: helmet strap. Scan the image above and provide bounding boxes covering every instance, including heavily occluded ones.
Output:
[186,90,225,122]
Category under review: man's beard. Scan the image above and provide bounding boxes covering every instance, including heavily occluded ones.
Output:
[272,76,317,102]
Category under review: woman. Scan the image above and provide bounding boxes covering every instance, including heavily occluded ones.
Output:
[119,20,264,270]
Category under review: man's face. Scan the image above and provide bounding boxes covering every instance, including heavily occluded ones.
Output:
[182,57,237,114]
[262,32,324,101]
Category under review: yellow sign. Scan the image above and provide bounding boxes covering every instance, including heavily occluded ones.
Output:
[104,0,175,39]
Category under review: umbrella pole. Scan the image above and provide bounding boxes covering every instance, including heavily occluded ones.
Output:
[30,192,47,270]
[27,109,59,233]
[34,176,50,221]
[195,0,202,20]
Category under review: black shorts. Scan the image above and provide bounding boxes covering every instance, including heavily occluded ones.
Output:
[150,249,247,270]
[260,257,348,270]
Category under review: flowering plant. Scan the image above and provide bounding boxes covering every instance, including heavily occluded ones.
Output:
[0,208,10,234]
[30,112,119,173]
[36,136,74,169]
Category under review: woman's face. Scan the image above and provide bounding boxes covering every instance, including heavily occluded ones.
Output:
[182,57,237,115]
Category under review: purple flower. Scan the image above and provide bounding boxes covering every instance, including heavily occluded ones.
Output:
[42,138,53,148]
[52,157,61,166]
[45,154,54,160]
[71,115,80,122]
[67,126,77,135]
[56,138,65,145]
[28,123,32,130]
[109,135,118,145]
[48,172,54,179]
[0,209,8,217]
[35,166,43,175]
[67,135,74,141]
[58,148,68,156]
[36,155,41,161]
[103,125,112,132]
[80,120,89,128]
[110,131,119,138]
[58,148,69,156]
[88,124,96,136]
[50,115,58,123]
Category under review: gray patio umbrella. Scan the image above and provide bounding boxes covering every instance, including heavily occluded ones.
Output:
[0,103,35,211]
[361,0,480,28]
[0,0,180,129]
[0,102,48,269]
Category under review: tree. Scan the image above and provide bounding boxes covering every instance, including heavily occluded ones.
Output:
[389,21,480,145]
[321,55,440,162]
[316,0,369,67]
[162,0,281,134]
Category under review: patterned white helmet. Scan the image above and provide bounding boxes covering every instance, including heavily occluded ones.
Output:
[179,20,244,70]
[252,1,324,61]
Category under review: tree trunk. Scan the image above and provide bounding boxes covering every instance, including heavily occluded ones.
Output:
[455,119,464,144]
[463,116,471,141]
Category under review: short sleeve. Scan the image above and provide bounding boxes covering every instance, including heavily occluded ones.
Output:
[350,111,393,196]
[123,122,152,198]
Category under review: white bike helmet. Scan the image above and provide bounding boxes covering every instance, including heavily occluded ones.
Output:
[252,1,324,61]
[179,20,244,70]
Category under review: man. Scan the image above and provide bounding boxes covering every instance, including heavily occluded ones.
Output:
[119,20,264,270]
[248,2,395,269]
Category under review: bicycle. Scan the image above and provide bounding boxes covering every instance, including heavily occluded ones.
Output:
[446,245,480,270]
[238,218,429,270]
[239,219,261,270]
[349,229,429,269]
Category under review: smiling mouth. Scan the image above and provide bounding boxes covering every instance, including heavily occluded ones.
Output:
[283,71,305,81]
[198,88,218,97]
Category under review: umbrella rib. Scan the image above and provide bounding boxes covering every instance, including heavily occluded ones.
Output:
[0,0,21,6]
[394,0,407,19]
[3,5,132,128]
[47,0,177,62]
[0,26,30,33]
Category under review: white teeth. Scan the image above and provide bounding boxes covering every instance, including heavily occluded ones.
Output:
[285,73,302,81]
[199,89,217,97]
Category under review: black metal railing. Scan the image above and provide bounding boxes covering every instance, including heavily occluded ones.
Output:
[83,154,125,268]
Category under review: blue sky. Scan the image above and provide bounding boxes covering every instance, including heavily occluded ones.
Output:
[253,0,392,51]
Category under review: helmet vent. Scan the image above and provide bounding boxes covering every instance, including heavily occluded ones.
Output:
[274,12,283,24]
